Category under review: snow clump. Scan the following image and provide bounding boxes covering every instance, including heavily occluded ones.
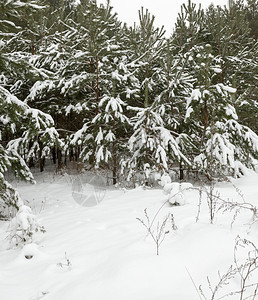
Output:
[159,174,193,206]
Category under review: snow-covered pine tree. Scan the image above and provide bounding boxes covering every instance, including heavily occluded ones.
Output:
[184,44,258,178]
[171,0,258,179]
[121,9,165,182]
[124,7,165,108]
[244,0,258,39]
[0,0,49,100]
[0,0,60,218]
[0,0,47,235]
[172,0,204,54]
[123,9,191,183]
[69,1,133,182]
[0,85,34,218]
[58,0,110,123]
[0,85,60,217]
[204,1,258,134]
[23,0,79,168]
[154,39,194,180]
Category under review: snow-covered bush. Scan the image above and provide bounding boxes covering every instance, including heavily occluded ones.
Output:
[8,201,45,247]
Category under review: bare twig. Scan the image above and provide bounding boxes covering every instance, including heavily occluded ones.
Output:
[199,237,258,300]
[185,267,203,300]
[137,208,177,255]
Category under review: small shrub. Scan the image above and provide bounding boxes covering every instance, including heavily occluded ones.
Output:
[8,204,45,247]
[57,252,72,271]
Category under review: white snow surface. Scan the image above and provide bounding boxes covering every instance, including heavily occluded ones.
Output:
[0,172,258,300]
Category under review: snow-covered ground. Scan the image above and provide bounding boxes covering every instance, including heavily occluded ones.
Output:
[0,172,258,300]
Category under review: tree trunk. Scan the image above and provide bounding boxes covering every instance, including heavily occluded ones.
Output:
[179,159,184,181]
[57,148,62,169]
[112,143,117,185]
[201,100,209,147]
[90,57,95,90]
[28,158,34,168]
[52,147,57,164]
[96,55,99,106]
[144,65,149,108]
[39,140,44,172]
